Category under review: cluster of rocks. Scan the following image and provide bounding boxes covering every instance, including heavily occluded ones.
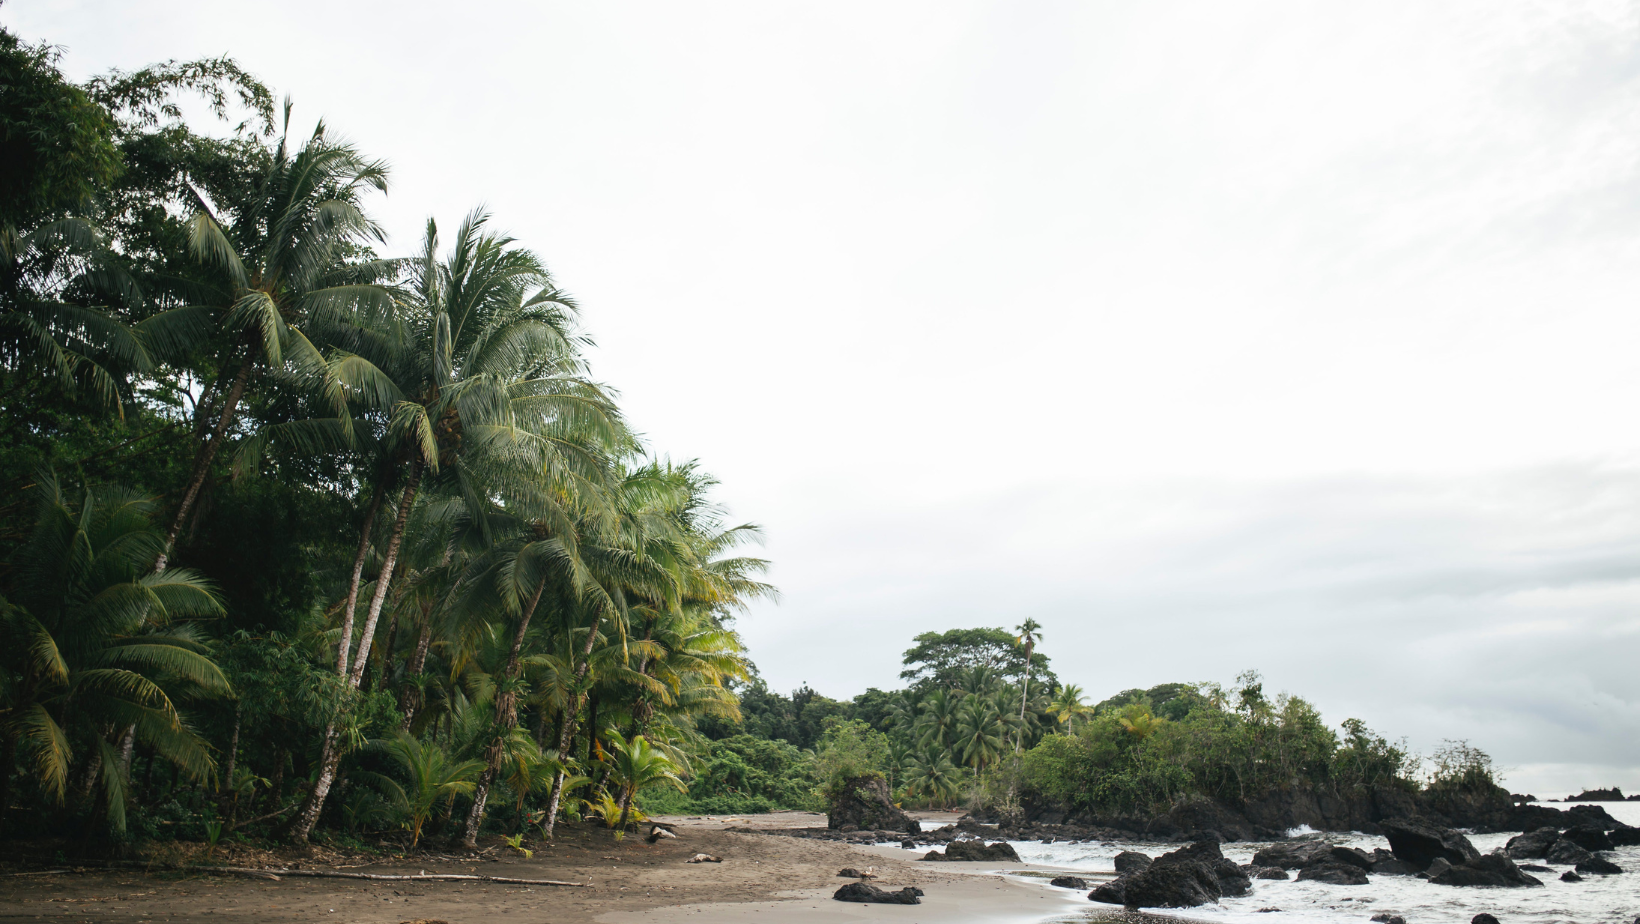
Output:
[1505,823,1628,876]
[918,840,1020,862]
[1088,838,1253,908]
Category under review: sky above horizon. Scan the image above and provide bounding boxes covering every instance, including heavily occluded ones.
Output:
[11,0,1640,796]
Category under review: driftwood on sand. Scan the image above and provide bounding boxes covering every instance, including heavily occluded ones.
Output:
[3,862,584,887]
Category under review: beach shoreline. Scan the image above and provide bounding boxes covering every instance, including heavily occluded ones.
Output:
[0,812,1121,924]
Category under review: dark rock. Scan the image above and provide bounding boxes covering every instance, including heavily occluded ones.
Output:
[1426,857,1453,878]
[920,840,1020,862]
[1256,908,1281,913]
[1472,916,1501,924]
[900,840,915,849]
[1371,915,1406,924]
[1505,826,1560,859]
[1507,803,1567,832]
[1559,825,1614,852]
[836,868,869,878]
[1120,860,1223,908]
[827,775,919,835]
[1049,876,1089,889]
[1569,788,1625,801]
[1252,842,1331,870]
[833,883,922,904]
[1253,867,1289,880]
[1327,846,1375,870]
[1610,826,1640,847]
[1564,804,1619,830]
[1087,878,1128,905]
[1113,850,1153,873]
[1560,870,1582,882]
[1574,856,1622,875]
[1371,858,1421,875]
[1430,854,1543,887]
[1545,839,1592,865]
[1382,819,1482,869]
[1296,861,1370,885]
[1153,840,1251,897]
[1518,864,1552,872]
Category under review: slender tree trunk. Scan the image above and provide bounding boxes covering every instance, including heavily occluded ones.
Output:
[399,612,432,731]
[156,360,250,573]
[458,578,547,848]
[349,461,422,688]
[0,732,17,836]
[291,461,424,843]
[335,482,386,676]
[617,784,635,831]
[540,614,603,839]
[221,703,242,822]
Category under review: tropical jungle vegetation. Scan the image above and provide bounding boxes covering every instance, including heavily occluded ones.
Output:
[0,23,1496,853]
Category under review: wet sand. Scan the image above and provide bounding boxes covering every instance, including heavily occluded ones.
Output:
[0,812,1186,924]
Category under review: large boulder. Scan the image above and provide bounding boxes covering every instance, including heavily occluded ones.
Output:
[1088,878,1129,905]
[1119,861,1223,908]
[921,840,1020,862]
[833,883,922,904]
[1252,842,1333,870]
[1575,856,1623,875]
[1429,854,1543,888]
[1049,876,1089,889]
[1545,838,1592,866]
[1564,804,1620,830]
[1296,860,1370,885]
[1326,846,1375,870]
[1381,819,1481,869]
[1113,850,1153,874]
[1610,826,1640,847]
[1505,826,1561,859]
[1559,826,1615,852]
[827,774,919,835]
[1153,840,1252,897]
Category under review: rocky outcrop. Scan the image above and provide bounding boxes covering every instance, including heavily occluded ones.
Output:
[1088,878,1129,904]
[833,883,922,904]
[1297,859,1370,885]
[1575,856,1623,875]
[1381,819,1481,869]
[1153,840,1252,897]
[1252,842,1332,869]
[827,775,919,835]
[1119,861,1224,908]
[1505,826,1560,859]
[1428,853,1542,887]
[1568,788,1625,801]
[1610,826,1640,847]
[1560,825,1615,852]
[1252,867,1289,880]
[1545,839,1592,866]
[1113,850,1153,873]
[921,840,1020,862]
[1049,876,1089,889]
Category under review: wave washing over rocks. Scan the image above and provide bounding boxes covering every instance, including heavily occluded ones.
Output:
[1014,803,1640,924]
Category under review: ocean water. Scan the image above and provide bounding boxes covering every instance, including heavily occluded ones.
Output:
[1012,803,1640,924]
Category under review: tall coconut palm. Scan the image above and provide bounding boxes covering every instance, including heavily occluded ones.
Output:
[292,210,624,843]
[140,110,394,572]
[0,473,228,835]
[1012,618,1042,760]
[1048,684,1089,730]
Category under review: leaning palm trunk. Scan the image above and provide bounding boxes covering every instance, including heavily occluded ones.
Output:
[458,578,547,848]
[540,613,602,839]
[290,461,424,843]
[155,360,251,572]
[334,482,386,675]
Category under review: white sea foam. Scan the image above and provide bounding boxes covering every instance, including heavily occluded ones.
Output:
[1014,803,1640,924]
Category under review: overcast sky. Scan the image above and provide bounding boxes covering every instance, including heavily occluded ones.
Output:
[12,0,1640,795]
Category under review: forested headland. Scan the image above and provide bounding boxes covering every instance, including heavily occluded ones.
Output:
[0,26,1520,856]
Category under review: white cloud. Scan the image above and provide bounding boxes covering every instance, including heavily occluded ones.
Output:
[12,0,1640,791]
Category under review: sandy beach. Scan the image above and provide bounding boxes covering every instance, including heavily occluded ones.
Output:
[0,812,1148,924]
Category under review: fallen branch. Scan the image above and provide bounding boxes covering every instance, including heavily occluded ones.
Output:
[205,866,586,886]
[229,801,299,831]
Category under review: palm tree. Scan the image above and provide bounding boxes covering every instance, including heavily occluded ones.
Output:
[363,732,483,848]
[0,218,149,418]
[1048,684,1089,730]
[141,110,394,572]
[1012,618,1042,759]
[291,209,622,842]
[599,731,684,831]
[0,473,228,834]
